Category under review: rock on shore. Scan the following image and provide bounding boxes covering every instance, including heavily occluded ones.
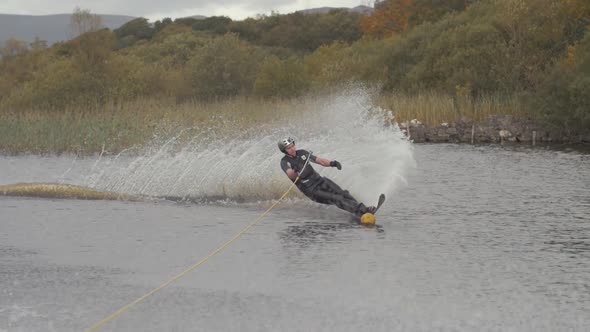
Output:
[398,115,590,144]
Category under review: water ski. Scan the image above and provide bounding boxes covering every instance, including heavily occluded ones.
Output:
[375,193,386,213]
[360,193,386,225]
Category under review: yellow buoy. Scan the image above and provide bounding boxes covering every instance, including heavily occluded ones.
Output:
[360,213,376,225]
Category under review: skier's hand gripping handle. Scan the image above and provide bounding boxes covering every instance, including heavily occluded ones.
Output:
[330,160,342,170]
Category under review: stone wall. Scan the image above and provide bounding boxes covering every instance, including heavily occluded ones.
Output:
[398,115,590,144]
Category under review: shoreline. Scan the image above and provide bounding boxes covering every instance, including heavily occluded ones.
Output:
[399,115,590,145]
[1,112,589,155]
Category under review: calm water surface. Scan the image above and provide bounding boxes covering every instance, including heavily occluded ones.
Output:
[1,144,589,331]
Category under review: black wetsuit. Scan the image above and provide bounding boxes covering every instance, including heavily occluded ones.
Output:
[280,149,369,216]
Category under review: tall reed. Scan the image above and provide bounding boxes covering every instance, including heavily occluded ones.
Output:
[378,92,527,125]
[0,97,312,154]
[0,92,526,154]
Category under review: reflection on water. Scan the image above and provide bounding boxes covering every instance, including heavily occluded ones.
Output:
[545,236,590,254]
[280,221,384,245]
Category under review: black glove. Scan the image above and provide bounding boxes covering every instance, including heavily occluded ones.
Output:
[330,160,342,170]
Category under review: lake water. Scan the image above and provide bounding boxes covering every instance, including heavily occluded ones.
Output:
[1,142,589,332]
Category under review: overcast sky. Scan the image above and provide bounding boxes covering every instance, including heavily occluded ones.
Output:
[0,1,372,21]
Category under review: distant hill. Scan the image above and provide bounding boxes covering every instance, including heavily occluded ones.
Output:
[0,13,136,46]
[297,5,373,15]
[0,6,372,47]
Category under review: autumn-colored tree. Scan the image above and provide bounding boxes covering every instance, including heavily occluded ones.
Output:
[186,34,266,99]
[70,29,115,72]
[360,0,413,38]
[304,38,392,89]
[0,37,51,106]
[0,38,29,58]
[70,7,102,38]
[0,38,31,104]
[30,37,48,51]
[1,0,588,125]
[563,0,590,23]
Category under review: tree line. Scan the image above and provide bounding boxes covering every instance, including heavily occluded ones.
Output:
[0,0,588,135]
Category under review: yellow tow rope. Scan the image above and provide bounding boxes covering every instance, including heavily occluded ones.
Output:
[86,176,302,331]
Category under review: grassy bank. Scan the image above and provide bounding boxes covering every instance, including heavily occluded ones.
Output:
[0,93,529,154]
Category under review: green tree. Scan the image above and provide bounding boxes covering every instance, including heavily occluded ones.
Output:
[305,42,358,87]
[229,10,362,52]
[305,10,363,50]
[192,16,232,35]
[186,34,266,99]
[128,29,210,68]
[174,17,200,27]
[254,56,309,97]
[114,18,154,49]
[228,18,262,42]
[408,0,470,27]
[381,0,574,94]
[532,32,590,137]
[562,0,590,46]
[154,18,173,34]
[492,0,573,89]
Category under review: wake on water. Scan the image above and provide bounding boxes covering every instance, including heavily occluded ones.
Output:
[5,86,416,206]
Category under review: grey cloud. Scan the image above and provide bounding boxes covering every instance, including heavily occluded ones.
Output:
[7,0,297,17]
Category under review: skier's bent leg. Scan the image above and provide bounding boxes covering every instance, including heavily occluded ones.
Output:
[311,188,365,216]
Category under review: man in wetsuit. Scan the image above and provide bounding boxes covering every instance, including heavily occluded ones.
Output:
[278,137,376,217]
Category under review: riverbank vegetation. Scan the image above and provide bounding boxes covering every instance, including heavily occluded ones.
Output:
[0,97,315,154]
[0,0,588,153]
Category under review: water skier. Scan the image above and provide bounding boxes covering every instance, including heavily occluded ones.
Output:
[278,137,377,217]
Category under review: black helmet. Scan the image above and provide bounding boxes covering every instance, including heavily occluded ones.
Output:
[278,137,295,153]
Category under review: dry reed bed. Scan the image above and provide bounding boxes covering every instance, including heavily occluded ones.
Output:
[0,93,527,154]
